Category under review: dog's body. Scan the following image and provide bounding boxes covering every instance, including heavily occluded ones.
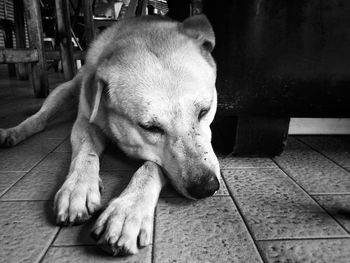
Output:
[0,15,220,255]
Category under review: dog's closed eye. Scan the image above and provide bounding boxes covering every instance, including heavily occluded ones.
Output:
[139,123,164,134]
[198,107,210,121]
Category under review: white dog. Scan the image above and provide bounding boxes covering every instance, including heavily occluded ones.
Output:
[0,14,220,255]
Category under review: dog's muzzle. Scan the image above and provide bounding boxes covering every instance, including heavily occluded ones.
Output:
[186,172,220,199]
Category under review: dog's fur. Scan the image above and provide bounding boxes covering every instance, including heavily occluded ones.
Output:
[0,15,220,255]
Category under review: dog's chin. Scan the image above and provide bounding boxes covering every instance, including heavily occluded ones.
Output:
[174,186,197,200]
[160,168,196,200]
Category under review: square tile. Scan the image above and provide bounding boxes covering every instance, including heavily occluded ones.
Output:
[220,156,276,169]
[259,239,350,263]
[313,194,350,233]
[222,169,348,240]
[0,137,62,172]
[154,197,263,263]
[100,144,142,171]
[43,246,152,263]
[0,201,59,263]
[274,138,350,194]
[1,152,71,201]
[0,172,25,197]
[298,136,350,167]
[53,138,71,153]
[36,119,73,140]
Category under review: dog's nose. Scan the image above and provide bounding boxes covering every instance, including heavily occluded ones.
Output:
[187,173,220,199]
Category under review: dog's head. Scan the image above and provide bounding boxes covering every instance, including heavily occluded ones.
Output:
[86,15,220,199]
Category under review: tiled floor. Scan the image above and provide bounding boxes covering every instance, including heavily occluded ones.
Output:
[1,75,350,262]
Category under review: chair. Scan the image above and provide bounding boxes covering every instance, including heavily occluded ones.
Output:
[0,0,49,98]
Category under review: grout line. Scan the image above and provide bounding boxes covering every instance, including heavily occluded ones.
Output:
[100,169,139,172]
[50,136,69,153]
[257,235,350,242]
[220,172,267,263]
[271,158,350,236]
[151,205,157,263]
[51,136,70,153]
[294,136,350,174]
[160,195,231,200]
[310,193,350,196]
[49,244,96,248]
[38,227,63,263]
[0,138,65,199]
[220,167,279,170]
[0,172,26,198]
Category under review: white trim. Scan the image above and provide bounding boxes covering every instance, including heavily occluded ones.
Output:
[289,118,350,135]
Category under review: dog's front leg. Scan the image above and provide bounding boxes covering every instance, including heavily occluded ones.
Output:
[54,116,106,225]
[91,161,166,255]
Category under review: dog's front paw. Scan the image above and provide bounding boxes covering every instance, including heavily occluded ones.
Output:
[54,172,103,225]
[0,128,20,147]
[91,195,154,256]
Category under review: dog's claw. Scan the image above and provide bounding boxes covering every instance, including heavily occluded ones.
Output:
[54,173,102,225]
[56,213,69,226]
[93,197,153,256]
[91,225,105,240]
[138,229,151,247]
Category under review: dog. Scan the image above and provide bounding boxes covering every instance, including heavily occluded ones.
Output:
[0,14,220,256]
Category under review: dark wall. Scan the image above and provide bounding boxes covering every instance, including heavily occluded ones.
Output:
[204,0,350,117]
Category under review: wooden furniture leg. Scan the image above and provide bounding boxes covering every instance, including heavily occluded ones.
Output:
[82,0,95,45]
[23,0,49,98]
[13,0,28,80]
[55,0,76,80]
[1,19,16,78]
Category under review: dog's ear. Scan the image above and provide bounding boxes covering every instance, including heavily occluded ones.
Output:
[180,14,215,52]
[82,69,105,124]
[89,79,104,123]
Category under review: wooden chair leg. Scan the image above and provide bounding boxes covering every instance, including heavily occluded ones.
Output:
[14,0,28,80]
[23,0,49,98]
[55,0,76,80]
[82,0,95,45]
[2,19,16,78]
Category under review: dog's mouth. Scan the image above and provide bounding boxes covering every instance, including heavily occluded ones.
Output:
[159,167,193,199]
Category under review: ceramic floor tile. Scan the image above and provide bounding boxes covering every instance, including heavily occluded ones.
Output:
[0,106,74,136]
[53,170,134,246]
[2,158,133,203]
[43,246,152,263]
[1,152,71,201]
[54,141,143,170]
[0,137,62,172]
[54,138,71,152]
[53,218,97,246]
[298,136,350,168]
[0,172,25,197]
[154,197,263,263]
[100,145,142,171]
[313,195,350,233]
[0,201,59,263]
[0,101,43,127]
[222,169,348,240]
[220,156,277,169]
[258,239,350,263]
[38,119,73,139]
[274,138,350,194]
